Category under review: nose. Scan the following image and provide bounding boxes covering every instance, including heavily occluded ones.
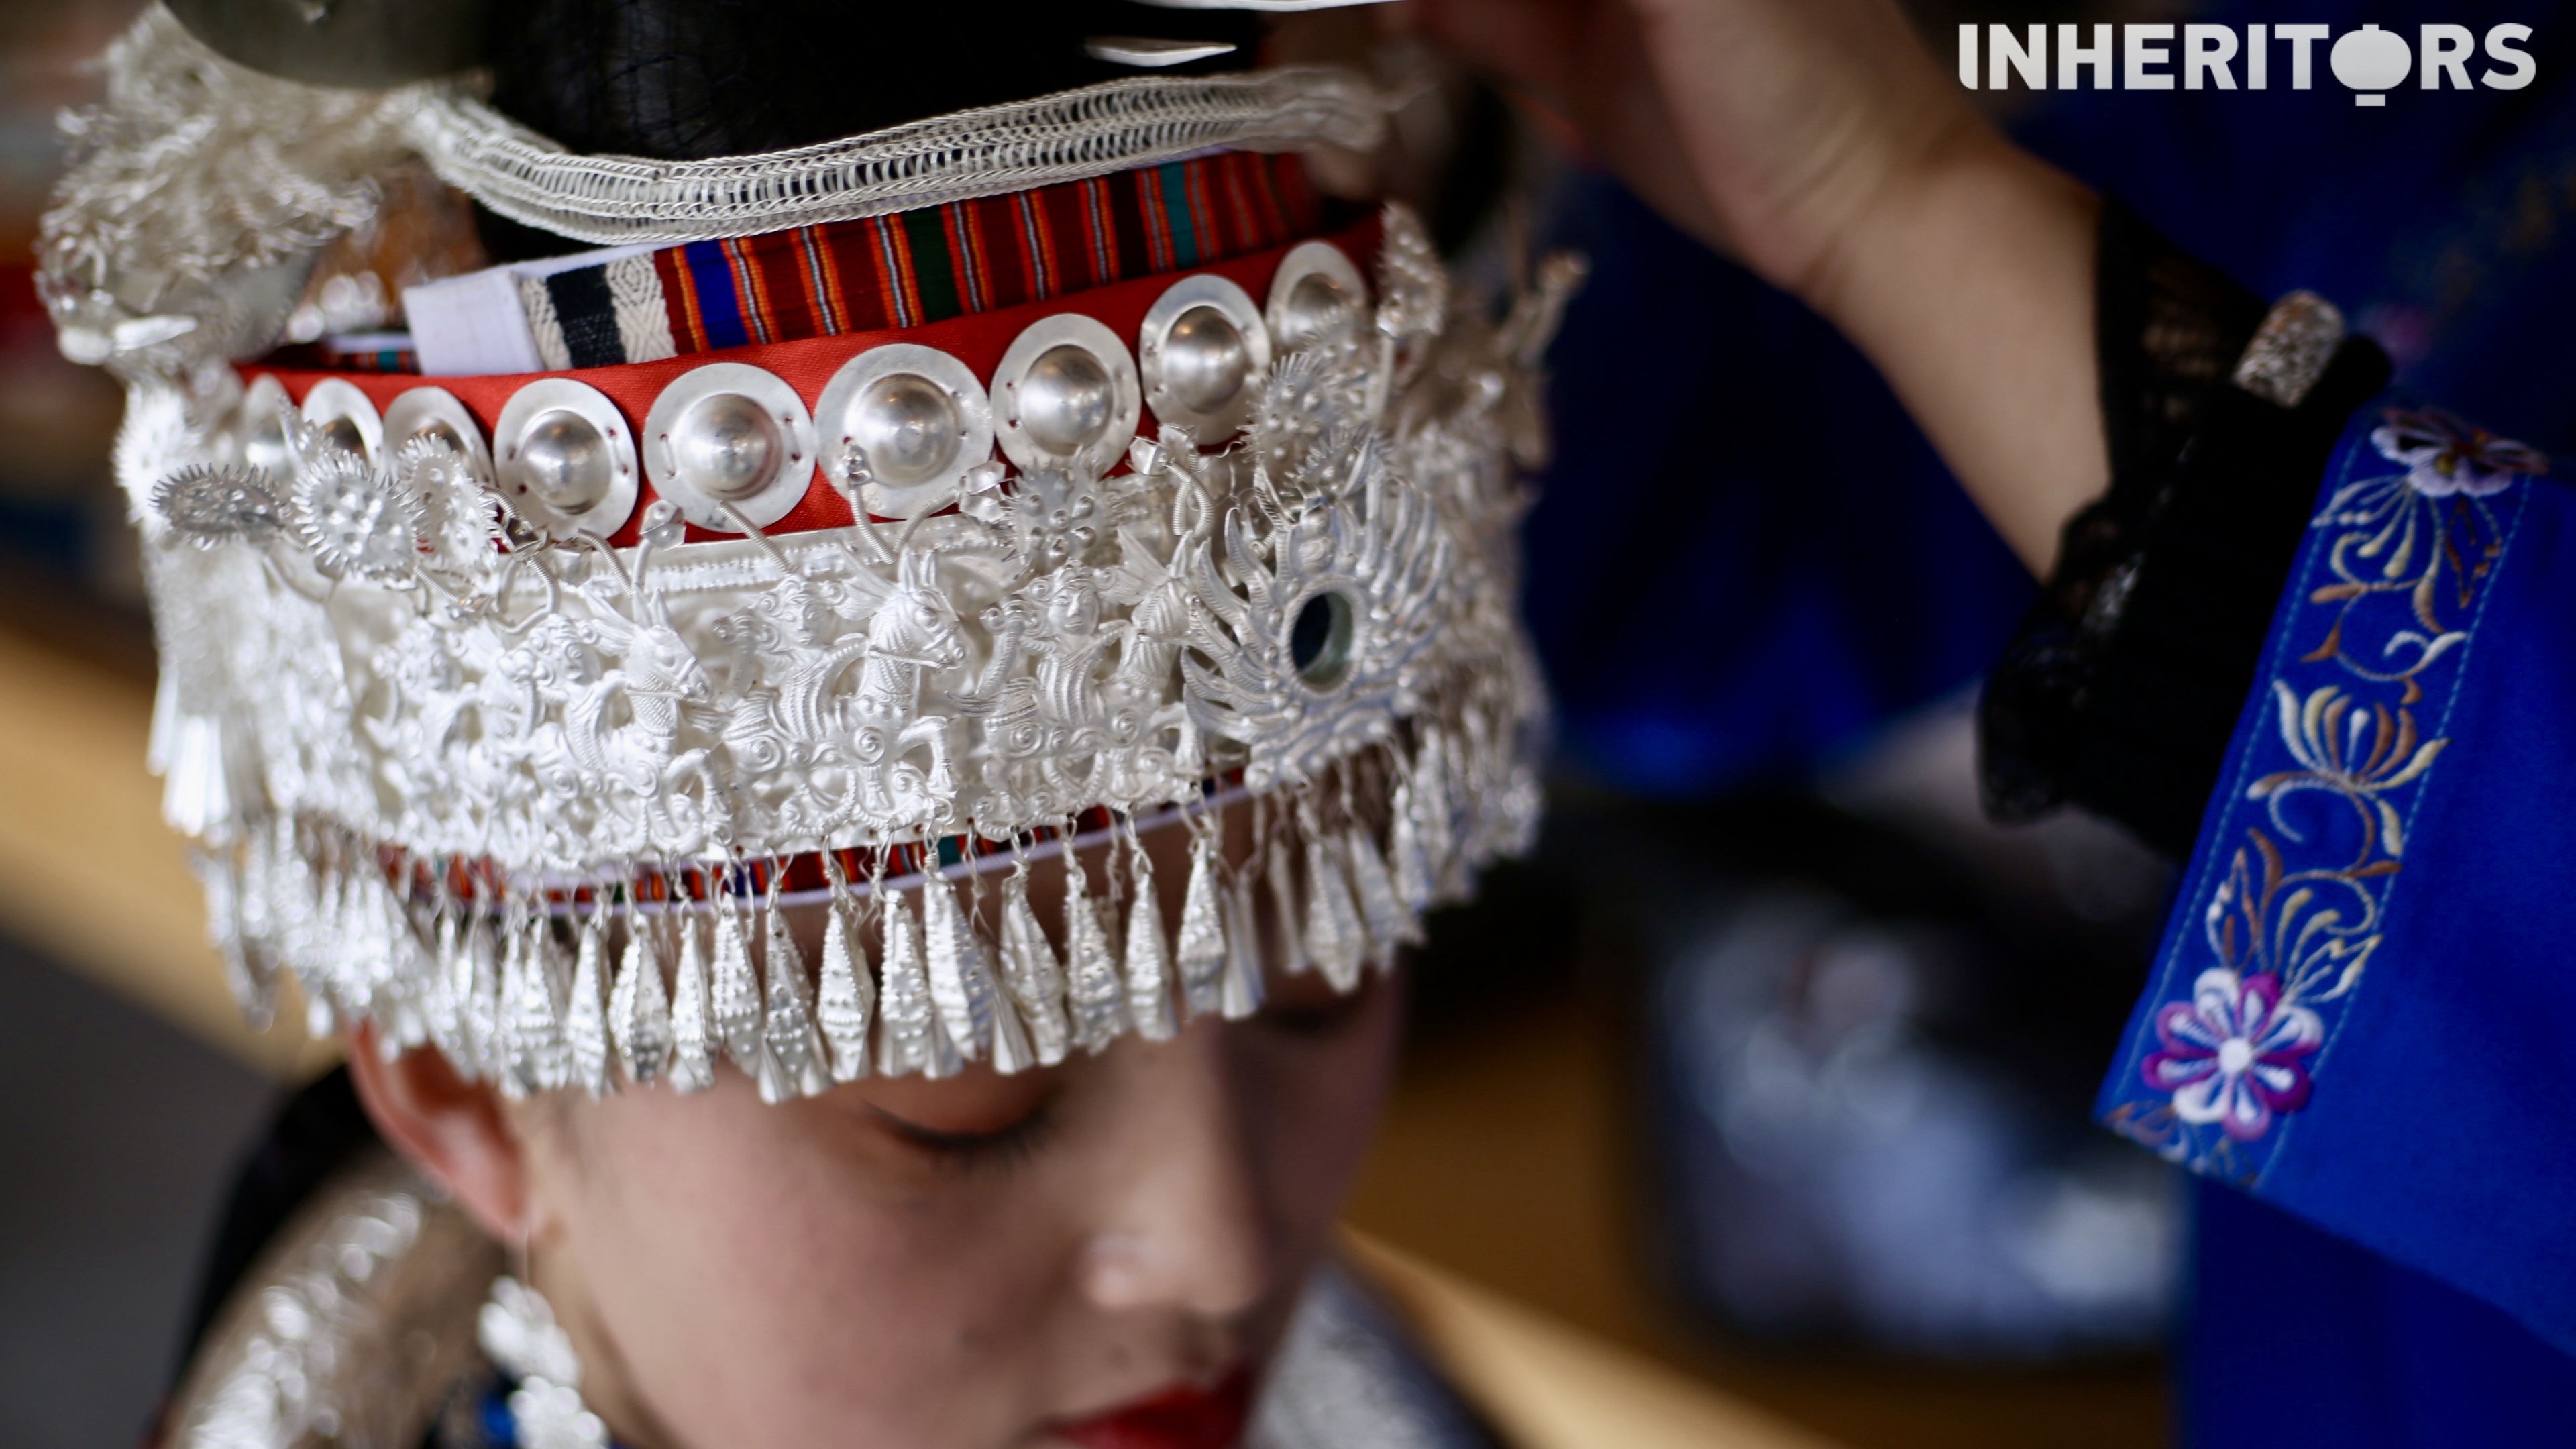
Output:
[1075,1020,1278,1321]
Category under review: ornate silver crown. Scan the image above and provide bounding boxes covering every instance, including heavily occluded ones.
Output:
[48,6,1582,1099]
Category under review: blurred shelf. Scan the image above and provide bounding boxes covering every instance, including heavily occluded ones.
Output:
[0,623,327,1079]
[1346,994,2169,1449]
[1350,1231,1842,1449]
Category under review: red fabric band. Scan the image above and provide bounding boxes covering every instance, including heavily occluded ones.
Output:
[252,217,1382,547]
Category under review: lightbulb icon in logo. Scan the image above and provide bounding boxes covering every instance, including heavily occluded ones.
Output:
[2332,25,2412,106]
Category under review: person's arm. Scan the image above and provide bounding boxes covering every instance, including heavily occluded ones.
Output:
[1424,0,2576,1368]
[1413,0,2371,851]
[1416,0,2104,571]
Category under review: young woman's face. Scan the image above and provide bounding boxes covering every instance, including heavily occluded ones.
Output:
[525,962,1399,1449]
[358,839,1407,1449]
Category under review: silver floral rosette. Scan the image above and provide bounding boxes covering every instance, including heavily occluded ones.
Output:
[42,6,1582,1099]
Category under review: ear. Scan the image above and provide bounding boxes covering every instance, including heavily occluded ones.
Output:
[345,1025,536,1243]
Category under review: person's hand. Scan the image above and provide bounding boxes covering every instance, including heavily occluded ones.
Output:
[1415,0,1972,298]
[1415,0,2110,573]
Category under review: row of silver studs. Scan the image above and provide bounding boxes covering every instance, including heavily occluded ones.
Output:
[317,244,1368,537]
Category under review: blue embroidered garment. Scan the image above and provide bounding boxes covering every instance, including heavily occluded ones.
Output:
[2189,1181,2576,1446]
[2096,401,2575,1354]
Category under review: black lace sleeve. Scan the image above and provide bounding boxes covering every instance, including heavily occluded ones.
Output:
[1977,200,2393,858]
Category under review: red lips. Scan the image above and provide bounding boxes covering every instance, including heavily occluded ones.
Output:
[1051,1367,1253,1449]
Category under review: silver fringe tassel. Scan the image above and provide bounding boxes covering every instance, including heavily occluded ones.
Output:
[709,885,769,1081]
[498,906,569,1096]
[1343,823,1416,971]
[1122,830,1177,1041]
[815,880,874,1083]
[1061,847,1126,1054]
[1220,871,1265,1020]
[209,752,1506,1089]
[430,898,469,1073]
[667,906,716,1093]
[922,869,998,1063]
[874,883,936,1078]
[1301,824,1366,994]
[565,909,613,1098]
[1174,830,1228,1020]
[758,890,831,1103]
[1415,725,1466,904]
[998,864,1071,1066]
[1265,827,1308,976]
[1389,776,1434,916]
[466,904,503,1085]
[610,899,673,1087]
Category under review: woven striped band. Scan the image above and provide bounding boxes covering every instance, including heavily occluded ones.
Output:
[510,152,1326,370]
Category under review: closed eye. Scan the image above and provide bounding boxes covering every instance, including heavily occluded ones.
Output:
[869,1095,1061,1173]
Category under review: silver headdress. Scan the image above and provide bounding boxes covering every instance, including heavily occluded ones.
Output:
[46,5,1582,1095]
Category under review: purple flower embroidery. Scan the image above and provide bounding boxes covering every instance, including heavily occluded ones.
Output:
[2143,969,2324,1142]
[2371,407,2548,498]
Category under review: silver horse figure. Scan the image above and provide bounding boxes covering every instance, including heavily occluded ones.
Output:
[843,548,969,830]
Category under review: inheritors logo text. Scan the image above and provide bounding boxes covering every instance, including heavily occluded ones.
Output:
[1957,23,2536,105]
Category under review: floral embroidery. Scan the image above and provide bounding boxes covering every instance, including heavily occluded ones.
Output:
[2145,969,2324,1141]
[2304,408,2545,702]
[2106,402,2542,1176]
[2249,682,2445,856]
[2371,407,2548,498]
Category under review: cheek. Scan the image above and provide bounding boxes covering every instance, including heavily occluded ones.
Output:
[554,1083,1071,1449]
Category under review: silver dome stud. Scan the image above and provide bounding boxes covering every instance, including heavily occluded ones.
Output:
[1265,241,1370,354]
[1163,308,1250,411]
[994,314,1139,474]
[643,362,817,532]
[519,411,614,513]
[1140,274,1269,437]
[301,376,384,467]
[319,415,369,457]
[495,377,639,539]
[673,391,780,500]
[1282,274,1352,344]
[229,374,295,481]
[816,343,993,521]
[1022,345,1116,452]
[853,374,959,486]
[384,386,494,481]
